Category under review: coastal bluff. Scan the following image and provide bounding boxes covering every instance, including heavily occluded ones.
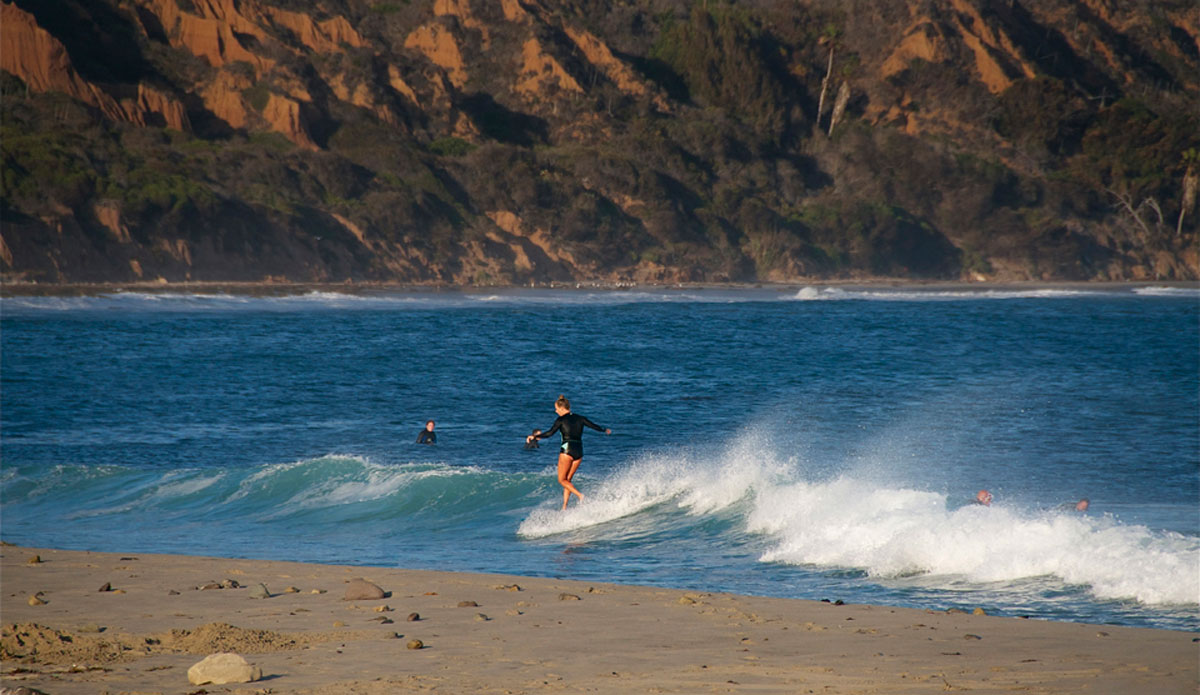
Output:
[1,0,1197,286]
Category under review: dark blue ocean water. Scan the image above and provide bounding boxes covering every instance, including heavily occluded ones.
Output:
[2,285,1197,631]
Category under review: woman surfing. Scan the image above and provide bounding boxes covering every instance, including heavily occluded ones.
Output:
[527,395,611,510]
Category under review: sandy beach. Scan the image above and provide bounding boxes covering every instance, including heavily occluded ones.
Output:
[0,545,1194,694]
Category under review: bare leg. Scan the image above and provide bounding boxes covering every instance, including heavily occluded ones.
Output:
[557,454,584,510]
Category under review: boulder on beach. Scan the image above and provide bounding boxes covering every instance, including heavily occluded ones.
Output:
[186,652,262,685]
[344,578,386,601]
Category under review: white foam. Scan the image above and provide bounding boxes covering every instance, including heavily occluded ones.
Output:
[519,436,1199,606]
[750,478,1199,605]
[789,286,1099,302]
[517,430,796,539]
[1133,286,1200,297]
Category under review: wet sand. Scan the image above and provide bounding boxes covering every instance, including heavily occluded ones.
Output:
[1,545,1195,694]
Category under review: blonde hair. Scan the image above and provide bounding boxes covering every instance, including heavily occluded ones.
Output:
[555,394,570,411]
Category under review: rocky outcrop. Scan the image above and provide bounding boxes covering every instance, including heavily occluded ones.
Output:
[405,23,468,89]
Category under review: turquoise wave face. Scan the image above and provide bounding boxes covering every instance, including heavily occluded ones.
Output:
[2,288,1197,630]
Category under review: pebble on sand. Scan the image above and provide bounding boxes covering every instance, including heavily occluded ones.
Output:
[187,652,262,685]
[457,600,479,608]
[344,578,386,601]
[26,555,41,565]
[249,583,271,599]
[406,639,424,650]
[558,593,581,601]
[27,594,46,606]
[97,582,112,592]
[407,612,420,622]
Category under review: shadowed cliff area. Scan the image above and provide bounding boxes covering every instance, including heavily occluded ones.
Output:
[1,0,1197,286]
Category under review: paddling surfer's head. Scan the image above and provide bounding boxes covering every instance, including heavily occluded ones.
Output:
[975,489,993,506]
[555,395,570,415]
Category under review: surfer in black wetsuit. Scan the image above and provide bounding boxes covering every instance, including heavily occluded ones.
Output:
[416,420,436,444]
[527,395,610,510]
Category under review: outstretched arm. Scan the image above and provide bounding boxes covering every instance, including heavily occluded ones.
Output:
[580,416,611,434]
[529,420,561,442]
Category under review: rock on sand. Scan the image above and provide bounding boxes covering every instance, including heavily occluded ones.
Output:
[344,579,386,601]
[187,652,262,685]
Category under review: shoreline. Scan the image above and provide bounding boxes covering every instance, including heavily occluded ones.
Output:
[2,278,1197,298]
[2,545,1196,694]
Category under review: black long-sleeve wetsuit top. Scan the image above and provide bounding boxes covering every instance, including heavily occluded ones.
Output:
[535,413,606,458]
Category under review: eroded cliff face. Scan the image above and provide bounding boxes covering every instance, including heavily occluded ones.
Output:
[1,3,190,130]
[1,0,1196,286]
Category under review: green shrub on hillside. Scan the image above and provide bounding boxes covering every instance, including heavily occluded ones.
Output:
[1,129,98,209]
[650,6,791,136]
[100,166,217,219]
[429,137,475,157]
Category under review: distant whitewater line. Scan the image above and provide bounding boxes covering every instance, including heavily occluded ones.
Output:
[792,285,1200,301]
[2,284,1196,314]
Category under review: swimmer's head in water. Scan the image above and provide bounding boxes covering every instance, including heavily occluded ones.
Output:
[555,395,570,413]
[976,489,993,506]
